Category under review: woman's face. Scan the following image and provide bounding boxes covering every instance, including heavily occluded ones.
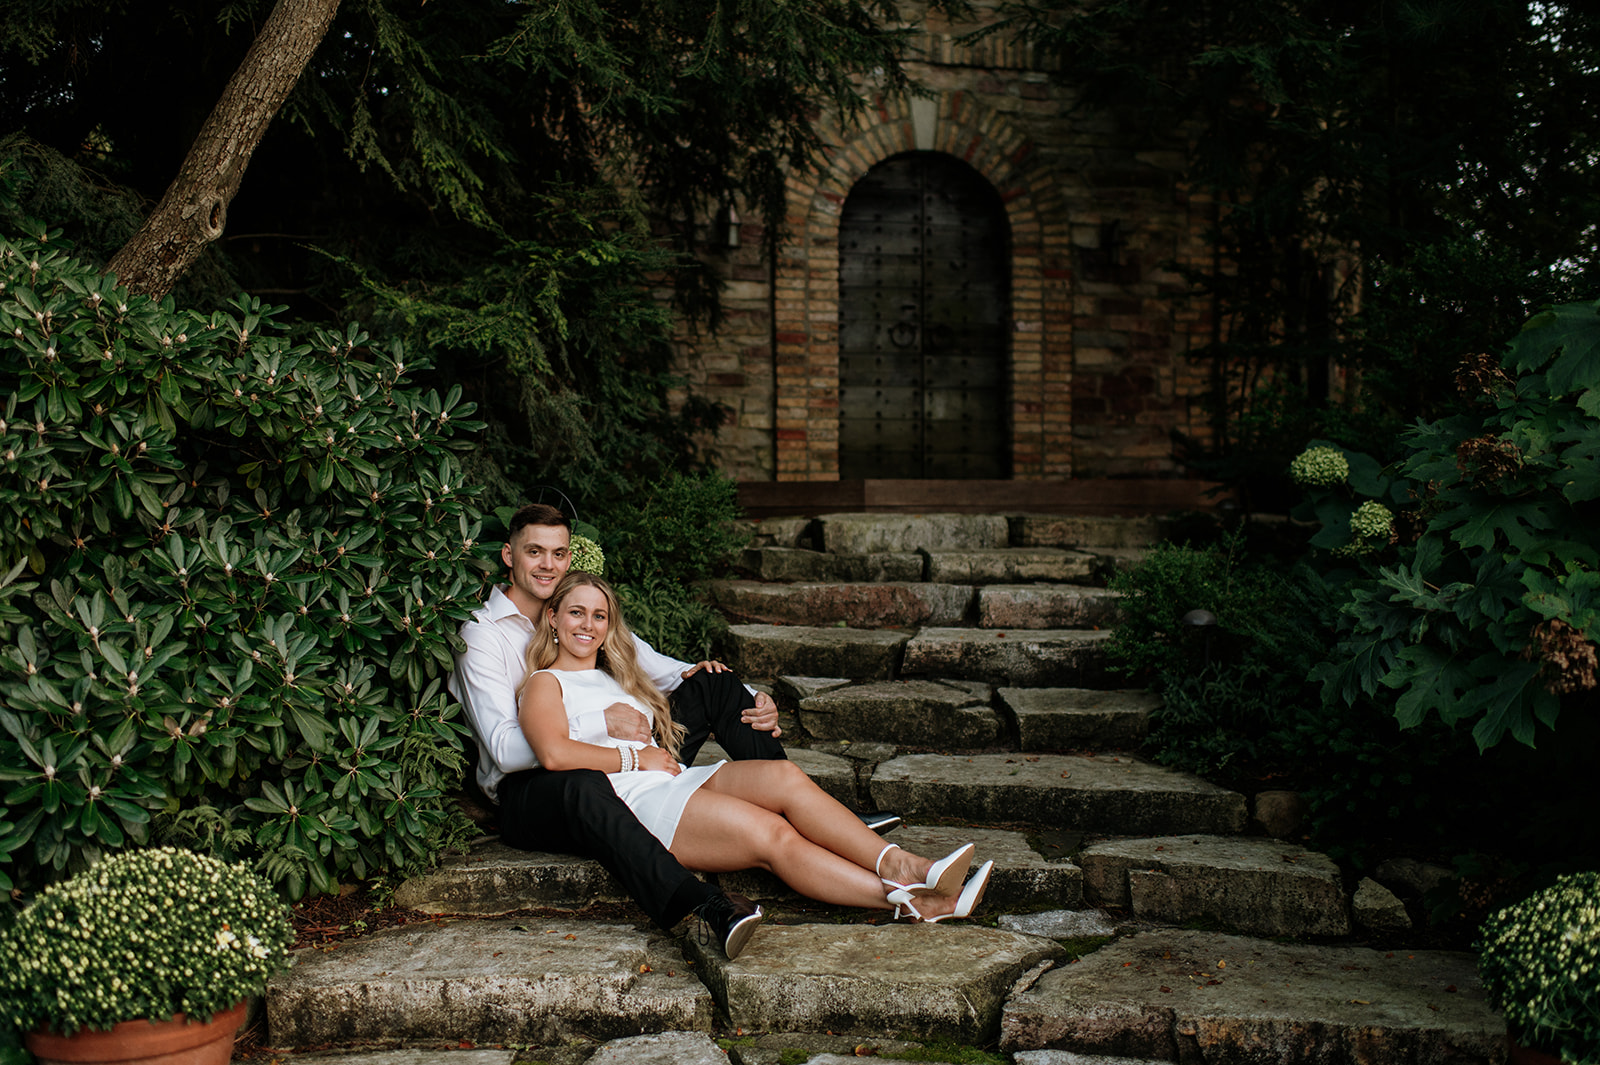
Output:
[550,582,610,661]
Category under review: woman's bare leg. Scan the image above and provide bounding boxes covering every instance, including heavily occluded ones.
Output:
[691,761,947,893]
[669,787,892,909]
[669,784,971,919]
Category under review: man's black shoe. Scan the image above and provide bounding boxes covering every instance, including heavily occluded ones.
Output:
[858,810,902,835]
[694,890,763,960]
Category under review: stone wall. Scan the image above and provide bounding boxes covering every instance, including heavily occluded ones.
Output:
[671,1,1222,481]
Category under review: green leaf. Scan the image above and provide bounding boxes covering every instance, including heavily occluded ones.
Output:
[1386,644,1472,728]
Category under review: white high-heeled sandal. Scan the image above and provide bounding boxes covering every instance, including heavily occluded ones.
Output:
[876,843,923,919]
[924,860,994,923]
[878,841,974,899]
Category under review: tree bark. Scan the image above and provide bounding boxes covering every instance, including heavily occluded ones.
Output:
[108,0,342,298]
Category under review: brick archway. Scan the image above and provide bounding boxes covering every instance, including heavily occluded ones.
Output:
[774,91,1072,480]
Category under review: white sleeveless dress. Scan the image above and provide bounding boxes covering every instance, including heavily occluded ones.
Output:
[534,667,725,847]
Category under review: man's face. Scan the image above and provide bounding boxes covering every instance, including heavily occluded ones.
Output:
[501,522,571,610]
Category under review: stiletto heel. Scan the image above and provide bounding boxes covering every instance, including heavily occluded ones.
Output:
[885,885,924,921]
[925,860,993,923]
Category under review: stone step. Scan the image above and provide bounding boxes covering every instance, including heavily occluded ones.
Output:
[901,627,1113,686]
[1010,514,1164,550]
[737,546,923,583]
[1078,834,1351,937]
[869,753,1247,836]
[684,921,1063,1042]
[924,547,1101,585]
[976,585,1124,629]
[393,822,1080,917]
[266,918,711,1047]
[705,580,974,628]
[1000,930,1501,1062]
[796,678,1001,747]
[817,512,1010,554]
[725,624,910,681]
[998,687,1156,751]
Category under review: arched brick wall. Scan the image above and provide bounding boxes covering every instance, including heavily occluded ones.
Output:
[773,91,1073,480]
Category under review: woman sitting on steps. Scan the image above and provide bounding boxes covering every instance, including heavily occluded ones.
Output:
[517,571,994,957]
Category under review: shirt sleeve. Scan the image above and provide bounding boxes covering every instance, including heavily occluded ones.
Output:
[632,633,692,694]
[450,618,540,773]
[631,633,758,700]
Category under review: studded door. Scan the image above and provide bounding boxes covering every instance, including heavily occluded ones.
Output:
[839,152,1010,479]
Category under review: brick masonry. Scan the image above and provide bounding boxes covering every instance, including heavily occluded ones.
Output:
[670,1,1222,481]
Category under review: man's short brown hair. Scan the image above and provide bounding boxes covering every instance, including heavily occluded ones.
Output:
[507,502,569,542]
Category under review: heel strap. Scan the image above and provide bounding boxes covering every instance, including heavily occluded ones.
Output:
[874,842,901,877]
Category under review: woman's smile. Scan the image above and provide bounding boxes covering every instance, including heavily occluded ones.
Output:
[551,584,610,659]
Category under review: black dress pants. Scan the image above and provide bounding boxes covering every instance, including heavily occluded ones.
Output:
[495,669,783,928]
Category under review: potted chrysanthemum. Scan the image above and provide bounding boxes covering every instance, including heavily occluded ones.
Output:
[0,847,293,1065]
[1477,870,1600,1065]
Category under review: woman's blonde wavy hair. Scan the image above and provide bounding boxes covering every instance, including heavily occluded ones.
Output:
[525,571,685,760]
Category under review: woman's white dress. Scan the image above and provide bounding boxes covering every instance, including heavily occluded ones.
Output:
[534,667,724,847]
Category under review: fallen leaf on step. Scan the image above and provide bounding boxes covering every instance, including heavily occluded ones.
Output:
[639,964,652,973]
[1350,999,1370,1005]
[1159,986,1172,993]
[564,933,577,940]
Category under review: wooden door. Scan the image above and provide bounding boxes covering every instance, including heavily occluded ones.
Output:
[839,152,1010,479]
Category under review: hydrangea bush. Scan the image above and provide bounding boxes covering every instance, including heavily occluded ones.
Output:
[1477,870,1600,1062]
[1297,302,1600,749]
[0,847,292,1034]
[0,207,487,900]
[568,534,605,575]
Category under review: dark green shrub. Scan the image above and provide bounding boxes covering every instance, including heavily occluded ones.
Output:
[1306,301,1600,750]
[0,217,485,900]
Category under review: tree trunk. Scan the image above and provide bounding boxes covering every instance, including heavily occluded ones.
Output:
[108,0,342,298]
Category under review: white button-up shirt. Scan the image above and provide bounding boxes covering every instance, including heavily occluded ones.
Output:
[447,585,697,801]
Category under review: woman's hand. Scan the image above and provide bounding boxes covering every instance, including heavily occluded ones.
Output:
[636,746,680,775]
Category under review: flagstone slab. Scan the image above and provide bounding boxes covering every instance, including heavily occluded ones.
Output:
[1000,930,1502,1063]
[738,547,924,583]
[818,513,1010,554]
[267,920,710,1047]
[1078,835,1351,937]
[869,754,1247,835]
[901,628,1114,686]
[797,679,1002,747]
[924,548,1100,585]
[706,580,974,628]
[1009,515,1163,550]
[392,841,630,915]
[719,825,1081,909]
[683,921,1063,1041]
[725,625,911,681]
[273,1052,515,1065]
[977,585,1124,630]
[586,1031,731,1065]
[999,688,1156,751]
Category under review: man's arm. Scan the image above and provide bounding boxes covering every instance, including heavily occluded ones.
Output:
[452,619,611,773]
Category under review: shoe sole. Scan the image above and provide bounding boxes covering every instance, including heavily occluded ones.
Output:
[724,908,763,960]
[860,813,901,835]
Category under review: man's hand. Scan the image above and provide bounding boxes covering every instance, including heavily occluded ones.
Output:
[604,702,653,744]
[741,691,782,737]
[680,659,732,678]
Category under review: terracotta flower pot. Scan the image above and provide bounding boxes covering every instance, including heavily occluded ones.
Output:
[25,1002,248,1065]
[1506,1033,1564,1065]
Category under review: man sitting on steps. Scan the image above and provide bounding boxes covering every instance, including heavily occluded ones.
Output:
[448,502,898,957]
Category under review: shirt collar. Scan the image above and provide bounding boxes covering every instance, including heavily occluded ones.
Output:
[485,584,536,626]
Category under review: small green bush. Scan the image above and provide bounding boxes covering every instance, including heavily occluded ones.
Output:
[1106,532,1325,777]
[0,212,485,900]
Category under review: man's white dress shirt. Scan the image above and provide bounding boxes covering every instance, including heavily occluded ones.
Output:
[447,585,698,801]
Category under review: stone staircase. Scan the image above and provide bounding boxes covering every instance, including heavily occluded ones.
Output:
[262,512,1506,1065]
